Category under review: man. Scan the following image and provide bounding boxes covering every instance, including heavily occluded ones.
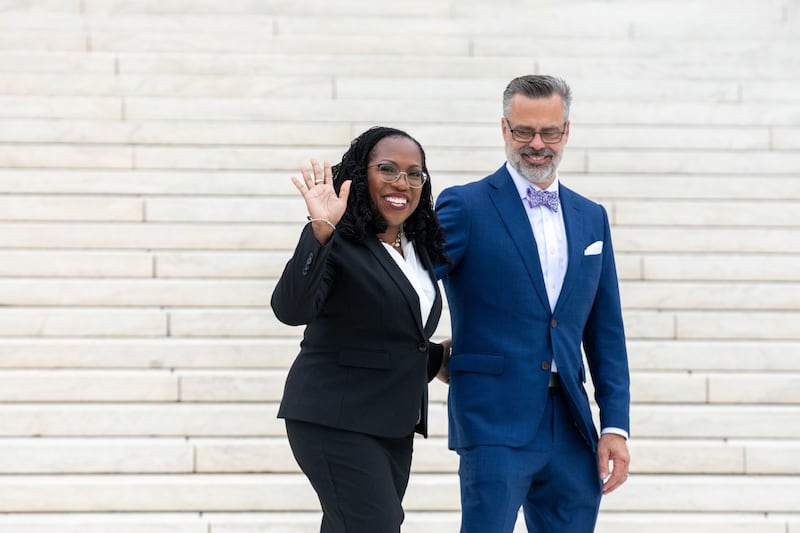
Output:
[435,75,630,533]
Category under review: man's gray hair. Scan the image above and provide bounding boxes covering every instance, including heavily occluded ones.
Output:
[502,75,572,119]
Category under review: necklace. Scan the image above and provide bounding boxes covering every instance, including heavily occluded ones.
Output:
[381,230,403,249]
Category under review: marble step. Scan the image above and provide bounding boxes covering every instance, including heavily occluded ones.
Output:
[28,219,778,254]
[5,436,796,475]
[3,47,794,81]
[207,510,800,533]
[0,368,798,405]
[0,338,795,371]
[0,338,298,369]
[0,402,797,439]
[1,304,800,341]
[0,510,790,533]
[0,473,797,513]
[0,250,798,283]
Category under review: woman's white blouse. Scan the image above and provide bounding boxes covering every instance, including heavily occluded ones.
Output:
[380,235,436,325]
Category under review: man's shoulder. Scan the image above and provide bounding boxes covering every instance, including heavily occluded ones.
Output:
[442,176,491,194]
[560,182,605,211]
[440,167,506,197]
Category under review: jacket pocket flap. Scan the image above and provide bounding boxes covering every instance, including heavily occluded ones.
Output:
[338,350,391,370]
[448,353,504,375]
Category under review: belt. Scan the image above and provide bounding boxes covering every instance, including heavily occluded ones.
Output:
[548,373,560,388]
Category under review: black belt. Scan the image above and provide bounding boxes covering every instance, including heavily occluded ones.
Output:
[548,373,560,388]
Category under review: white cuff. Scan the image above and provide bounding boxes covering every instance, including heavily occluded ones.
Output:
[601,427,629,440]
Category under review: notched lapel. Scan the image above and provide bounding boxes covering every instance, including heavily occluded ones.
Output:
[418,246,443,336]
[364,236,429,336]
[553,186,585,314]
[487,171,551,312]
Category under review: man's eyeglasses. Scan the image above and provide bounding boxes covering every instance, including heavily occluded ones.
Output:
[370,164,428,188]
[504,118,566,144]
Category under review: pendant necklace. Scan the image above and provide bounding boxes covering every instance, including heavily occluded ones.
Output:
[383,230,403,248]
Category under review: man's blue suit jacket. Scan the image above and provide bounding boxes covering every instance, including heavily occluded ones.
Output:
[435,165,630,452]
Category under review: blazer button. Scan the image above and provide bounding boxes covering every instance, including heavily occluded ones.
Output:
[417,342,427,352]
[301,252,314,276]
[541,361,551,371]
[550,319,558,328]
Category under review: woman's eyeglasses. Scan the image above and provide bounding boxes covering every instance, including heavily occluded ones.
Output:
[370,164,428,188]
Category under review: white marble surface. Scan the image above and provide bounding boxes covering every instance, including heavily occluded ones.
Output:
[155,251,290,278]
[177,370,286,402]
[0,222,301,250]
[0,250,152,277]
[0,370,178,401]
[0,308,166,336]
[0,338,297,368]
[0,438,193,473]
[0,404,278,437]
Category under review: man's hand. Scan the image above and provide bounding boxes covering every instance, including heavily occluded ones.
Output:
[598,433,629,494]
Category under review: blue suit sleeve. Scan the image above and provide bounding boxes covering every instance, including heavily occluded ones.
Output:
[434,186,470,280]
[582,206,631,434]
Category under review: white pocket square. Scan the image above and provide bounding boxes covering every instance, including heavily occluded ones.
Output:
[584,241,603,255]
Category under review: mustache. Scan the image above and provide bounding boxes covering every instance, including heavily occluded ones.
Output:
[520,147,555,158]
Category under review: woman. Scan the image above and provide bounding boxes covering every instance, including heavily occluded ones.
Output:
[271,126,451,532]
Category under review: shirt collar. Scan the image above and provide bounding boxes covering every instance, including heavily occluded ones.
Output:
[505,161,560,203]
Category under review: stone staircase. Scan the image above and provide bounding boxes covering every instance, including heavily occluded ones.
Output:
[0,0,799,531]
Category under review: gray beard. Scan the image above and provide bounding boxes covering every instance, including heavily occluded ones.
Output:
[507,147,560,184]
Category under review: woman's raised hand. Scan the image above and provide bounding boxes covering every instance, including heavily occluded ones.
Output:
[291,159,351,243]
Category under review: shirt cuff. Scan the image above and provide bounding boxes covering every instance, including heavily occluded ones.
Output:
[601,427,629,440]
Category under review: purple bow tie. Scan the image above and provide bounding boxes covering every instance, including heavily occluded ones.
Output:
[525,186,559,212]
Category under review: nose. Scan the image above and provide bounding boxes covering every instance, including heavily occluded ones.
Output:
[393,172,411,189]
[528,132,547,149]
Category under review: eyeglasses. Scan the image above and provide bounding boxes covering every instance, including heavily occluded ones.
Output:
[370,163,428,188]
[504,118,566,144]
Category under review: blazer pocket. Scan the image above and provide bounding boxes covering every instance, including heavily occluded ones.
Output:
[338,350,391,370]
[448,352,505,375]
[583,240,603,256]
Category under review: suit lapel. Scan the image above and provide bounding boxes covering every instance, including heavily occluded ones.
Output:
[553,185,584,315]
[487,168,550,312]
[364,236,432,337]
[418,245,443,336]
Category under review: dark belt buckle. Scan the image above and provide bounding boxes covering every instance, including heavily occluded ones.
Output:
[548,373,560,388]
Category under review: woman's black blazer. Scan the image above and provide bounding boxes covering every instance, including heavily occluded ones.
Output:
[272,225,444,438]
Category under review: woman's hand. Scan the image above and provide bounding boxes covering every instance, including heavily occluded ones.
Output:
[436,338,452,384]
[291,159,351,244]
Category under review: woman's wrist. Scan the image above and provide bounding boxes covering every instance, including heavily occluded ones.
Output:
[307,217,335,244]
[306,216,336,231]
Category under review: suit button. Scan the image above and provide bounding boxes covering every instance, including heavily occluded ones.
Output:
[301,252,314,276]
[550,319,557,328]
[417,342,427,352]
[541,361,551,371]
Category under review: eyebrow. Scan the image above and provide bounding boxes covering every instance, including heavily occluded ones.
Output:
[374,160,423,168]
[513,124,562,131]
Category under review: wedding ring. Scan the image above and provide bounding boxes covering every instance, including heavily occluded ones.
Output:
[314,179,322,184]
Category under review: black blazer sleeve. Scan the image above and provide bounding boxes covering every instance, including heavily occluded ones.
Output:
[271,224,335,326]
